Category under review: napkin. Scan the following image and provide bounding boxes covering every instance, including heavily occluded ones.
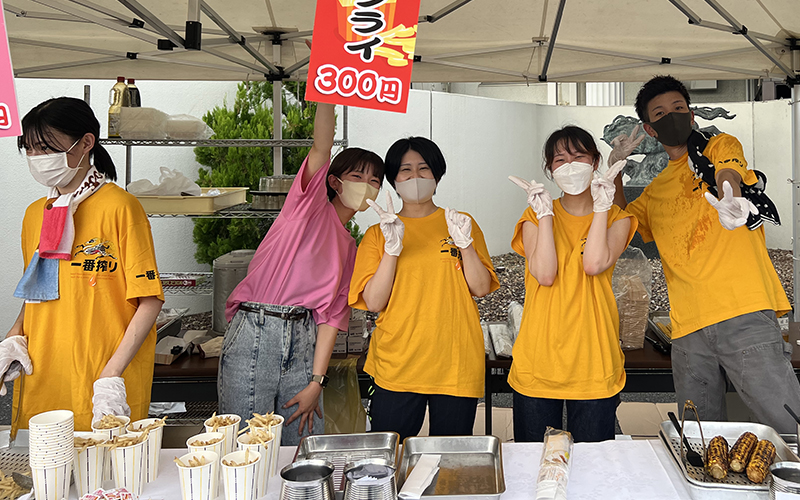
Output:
[399,454,441,499]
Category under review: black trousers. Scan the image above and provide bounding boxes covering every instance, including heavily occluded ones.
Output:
[369,383,478,441]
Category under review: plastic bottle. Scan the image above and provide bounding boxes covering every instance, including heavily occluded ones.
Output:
[127,78,141,107]
[108,76,130,138]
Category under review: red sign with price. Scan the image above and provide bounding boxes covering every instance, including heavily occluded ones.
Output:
[0,0,20,137]
[305,0,421,114]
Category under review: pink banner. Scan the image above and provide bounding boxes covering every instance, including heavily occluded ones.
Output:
[0,0,20,137]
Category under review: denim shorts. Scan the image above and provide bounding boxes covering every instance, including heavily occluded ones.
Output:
[217,302,323,446]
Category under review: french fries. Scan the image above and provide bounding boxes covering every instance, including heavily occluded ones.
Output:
[127,416,167,432]
[190,436,224,447]
[0,470,28,500]
[222,449,257,467]
[241,427,273,446]
[174,455,209,467]
[74,436,106,452]
[101,430,149,450]
[205,412,239,432]
[237,412,281,436]
[93,414,127,429]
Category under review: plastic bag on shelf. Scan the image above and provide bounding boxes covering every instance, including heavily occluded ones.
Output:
[489,323,514,358]
[118,107,168,140]
[536,427,574,500]
[127,167,202,196]
[165,114,214,140]
[324,356,367,434]
[612,247,652,350]
[507,301,524,343]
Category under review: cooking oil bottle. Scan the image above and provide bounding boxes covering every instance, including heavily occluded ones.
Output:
[108,76,130,137]
[127,78,141,107]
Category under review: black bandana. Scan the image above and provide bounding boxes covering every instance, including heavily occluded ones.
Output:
[686,129,779,230]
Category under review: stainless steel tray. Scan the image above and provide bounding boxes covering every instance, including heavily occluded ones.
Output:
[659,420,799,491]
[294,432,399,494]
[397,436,505,499]
[648,311,672,345]
[0,430,31,476]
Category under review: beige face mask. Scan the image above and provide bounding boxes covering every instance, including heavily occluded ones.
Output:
[337,178,379,211]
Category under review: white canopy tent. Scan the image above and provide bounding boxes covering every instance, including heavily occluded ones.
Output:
[5,0,800,311]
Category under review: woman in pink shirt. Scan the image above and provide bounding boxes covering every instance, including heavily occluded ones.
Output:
[219,102,384,445]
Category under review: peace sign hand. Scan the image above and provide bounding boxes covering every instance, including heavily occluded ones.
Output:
[590,160,625,213]
[704,180,758,230]
[367,190,404,256]
[608,124,645,166]
[509,176,554,219]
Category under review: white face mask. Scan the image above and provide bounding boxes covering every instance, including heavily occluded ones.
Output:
[551,161,594,195]
[337,178,379,212]
[26,139,85,188]
[395,177,437,204]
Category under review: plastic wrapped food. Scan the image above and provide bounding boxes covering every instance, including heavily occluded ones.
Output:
[536,427,574,500]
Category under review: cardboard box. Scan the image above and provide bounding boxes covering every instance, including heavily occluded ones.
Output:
[348,319,366,336]
[347,336,366,353]
[154,337,189,365]
[333,337,347,354]
[616,402,678,438]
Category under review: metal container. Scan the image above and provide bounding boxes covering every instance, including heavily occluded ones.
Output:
[259,175,295,193]
[250,191,287,210]
[659,420,800,492]
[397,436,505,499]
[280,459,335,500]
[343,458,396,500]
[212,249,256,335]
[294,432,399,497]
[771,461,800,499]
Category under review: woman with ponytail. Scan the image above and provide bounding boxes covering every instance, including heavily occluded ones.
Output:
[1,97,164,433]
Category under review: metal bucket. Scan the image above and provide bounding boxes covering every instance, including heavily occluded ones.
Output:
[770,461,800,499]
[280,459,335,500]
[259,175,295,193]
[343,458,397,500]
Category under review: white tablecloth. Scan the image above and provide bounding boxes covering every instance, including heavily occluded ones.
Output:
[67,439,768,500]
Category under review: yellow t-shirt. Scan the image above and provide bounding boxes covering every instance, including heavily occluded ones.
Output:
[508,202,637,400]
[626,133,790,340]
[14,183,164,432]
[349,208,500,398]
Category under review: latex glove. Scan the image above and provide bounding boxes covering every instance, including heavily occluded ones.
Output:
[444,208,473,249]
[704,181,758,230]
[91,377,131,424]
[608,124,645,166]
[508,176,554,219]
[591,160,626,213]
[367,191,405,256]
[0,336,33,396]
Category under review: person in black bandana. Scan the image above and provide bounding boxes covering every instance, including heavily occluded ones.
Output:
[612,75,800,433]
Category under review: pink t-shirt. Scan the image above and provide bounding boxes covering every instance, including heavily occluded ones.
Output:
[225,157,357,331]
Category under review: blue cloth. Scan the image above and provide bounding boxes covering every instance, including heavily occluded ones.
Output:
[14,251,60,302]
[513,392,620,442]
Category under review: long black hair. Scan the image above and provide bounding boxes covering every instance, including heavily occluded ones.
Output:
[18,97,117,181]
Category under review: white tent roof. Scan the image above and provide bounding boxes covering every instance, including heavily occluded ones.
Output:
[5,0,799,83]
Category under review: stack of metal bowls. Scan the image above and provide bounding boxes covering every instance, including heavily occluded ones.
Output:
[770,462,800,499]
[279,459,335,500]
[251,175,295,210]
[343,458,397,500]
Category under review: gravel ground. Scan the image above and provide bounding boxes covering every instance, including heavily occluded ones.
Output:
[181,249,795,328]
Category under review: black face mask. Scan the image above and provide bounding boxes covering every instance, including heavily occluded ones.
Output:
[648,111,693,147]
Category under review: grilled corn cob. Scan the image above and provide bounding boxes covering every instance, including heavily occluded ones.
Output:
[729,432,758,473]
[705,435,729,479]
[745,439,776,483]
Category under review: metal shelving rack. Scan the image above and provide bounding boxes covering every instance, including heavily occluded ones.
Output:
[145,203,281,220]
[160,272,214,296]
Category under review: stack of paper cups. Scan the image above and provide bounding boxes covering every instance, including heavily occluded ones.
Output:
[28,410,75,500]
[110,436,148,496]
[221,450,261,500]
[91,415,130,482]
[176,451,219,500]
[237,432,273,498]
[73,432,107,498]
[127,418,164,483]
[187,432,226,498]
[204,415,241,458]
[269,415,284,476]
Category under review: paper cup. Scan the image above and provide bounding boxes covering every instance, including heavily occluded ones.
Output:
[127,418,164,483]
[29,410,74,428]
[92,416,129,482]
[31,462,72,500]
[204,414,241,457]
[269,415,284,476]
[237,432,273,498]
[110,437,147,496]
[176,451,219,500]
[221,450,261,500]
[187,432,226,498]
[73,432,107,498]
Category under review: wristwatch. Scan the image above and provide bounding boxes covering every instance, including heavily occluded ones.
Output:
[311,374,329,388]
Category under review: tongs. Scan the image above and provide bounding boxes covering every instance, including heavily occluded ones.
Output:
[668,400,706,468]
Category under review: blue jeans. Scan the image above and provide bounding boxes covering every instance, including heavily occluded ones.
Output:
[217,302,323,446]
[370,384,478,442]
[513,392,619,442]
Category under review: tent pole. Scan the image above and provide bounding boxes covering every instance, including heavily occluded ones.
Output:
[538,0,566,82]
[273,42,282,176]
[793,84,800,320]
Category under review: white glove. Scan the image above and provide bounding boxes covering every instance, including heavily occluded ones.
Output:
[508,176,554,219]
[367,191,404,257]
[0,336,33,396]
[591,160,626,213]
[444,208,473,249]
[704,180,758,231]
[91,376,131,424]
[608,124,645,166]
